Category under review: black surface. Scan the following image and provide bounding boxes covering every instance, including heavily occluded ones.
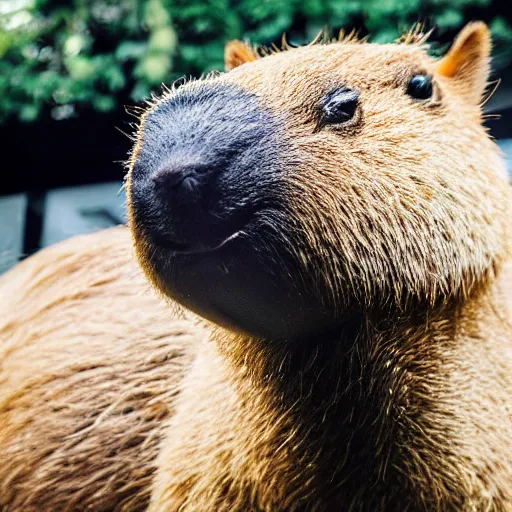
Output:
[1,110,132,195]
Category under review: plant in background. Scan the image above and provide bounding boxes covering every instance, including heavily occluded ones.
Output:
[0,0,178,122]
[0,0,511,123]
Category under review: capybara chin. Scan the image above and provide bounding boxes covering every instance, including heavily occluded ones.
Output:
[1,21,511,512]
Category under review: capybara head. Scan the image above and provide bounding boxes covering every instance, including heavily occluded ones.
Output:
[127,22,509,341]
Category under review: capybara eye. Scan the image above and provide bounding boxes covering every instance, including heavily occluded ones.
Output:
[407,74,433,100]
[321,87,360,125]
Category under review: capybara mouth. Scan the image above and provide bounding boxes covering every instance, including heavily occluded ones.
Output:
[151,223,248,255]
[149,210,257,255]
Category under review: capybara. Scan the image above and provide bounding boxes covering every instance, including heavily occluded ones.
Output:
[1,22,511,511]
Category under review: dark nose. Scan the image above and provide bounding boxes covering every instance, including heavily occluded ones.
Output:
[129,82,273,252]
[152,158,210,201]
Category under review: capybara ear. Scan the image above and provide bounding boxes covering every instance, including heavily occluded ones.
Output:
[437,22,491,104]
[224,40,259,71]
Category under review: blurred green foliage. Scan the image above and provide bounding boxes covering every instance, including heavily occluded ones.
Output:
[1,0,511,122]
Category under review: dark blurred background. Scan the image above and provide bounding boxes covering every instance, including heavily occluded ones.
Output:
[1,0,512,272]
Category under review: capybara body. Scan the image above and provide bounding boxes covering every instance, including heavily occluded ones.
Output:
[1,22,511,511]
[0,227,198,511]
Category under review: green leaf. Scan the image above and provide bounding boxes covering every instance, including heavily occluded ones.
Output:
[135,53,172,83]
[131,80,151,101]
[20,103,40,122]
[144,0,171,29]
[436,9,464,29]
[148,26,177,53]
[93,94,116,112]
[65,55,96,81]
[0,31,13,58]
[116,41,148,61]
[491,17,512,42]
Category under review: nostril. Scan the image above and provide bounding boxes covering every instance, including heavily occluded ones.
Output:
[152,166,192,189]
[151,159,212,203]
[180,175,200,195]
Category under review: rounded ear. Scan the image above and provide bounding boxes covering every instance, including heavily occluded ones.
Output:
[437,22,492,104]
[224,40,259,71]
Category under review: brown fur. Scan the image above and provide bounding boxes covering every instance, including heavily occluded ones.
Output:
[1,23,511,511]
[224,40,258,71]
[0,227,199,511]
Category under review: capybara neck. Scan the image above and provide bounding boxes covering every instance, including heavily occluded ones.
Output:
[128,20,512,512]
[152,274,510,511]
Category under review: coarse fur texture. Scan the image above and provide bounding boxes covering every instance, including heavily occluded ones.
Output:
[0,228,199,511]
[1,22,512,511]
